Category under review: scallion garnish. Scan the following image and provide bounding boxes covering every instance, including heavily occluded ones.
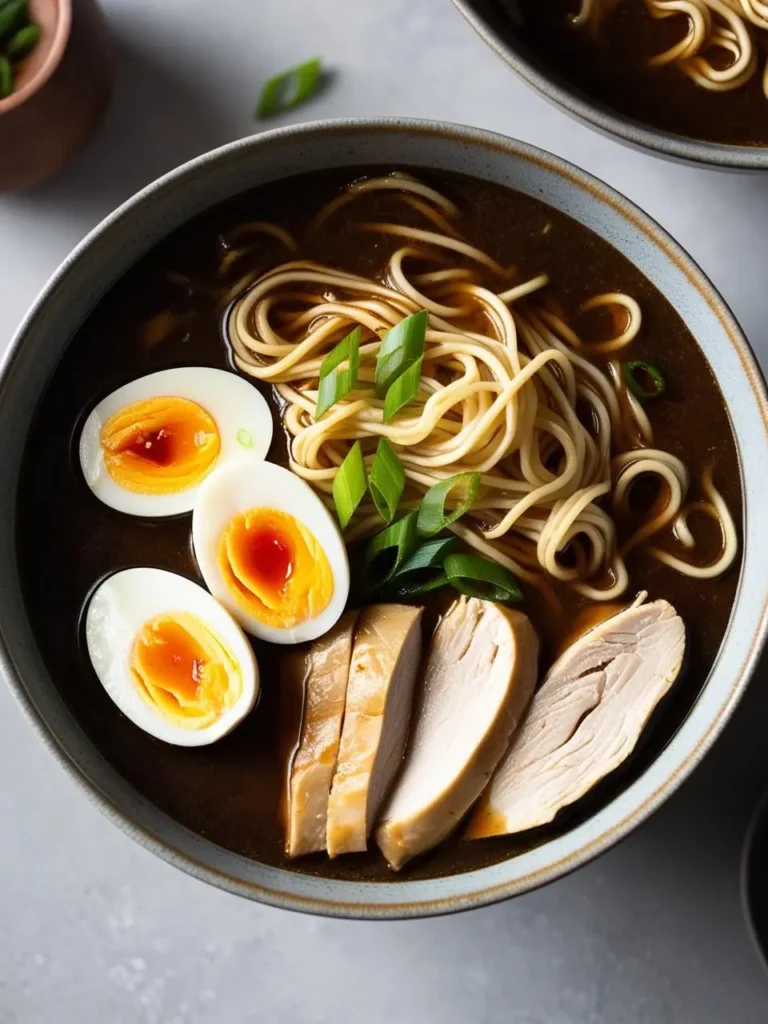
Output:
[382,356,423,423]
[256,58,323,119]
[7,22,40,59]
[623,360,666,401]
[316,327,360,420]
[361,511,419,591]
[332,441,367,530]
[382,536,459,597]
[416,472,481,538]
[444,553,522,603]
[0,56,11,99]
[375,310,428,398]
[395,536,460,574]
[385,573,449,599]
[370,438,406,523]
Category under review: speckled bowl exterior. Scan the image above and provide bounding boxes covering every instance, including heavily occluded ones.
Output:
[451,0,768,171]
[1,119,767,918]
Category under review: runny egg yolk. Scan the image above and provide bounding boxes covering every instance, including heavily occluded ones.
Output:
[217,508,334,629]
[100,396,220,494]
[130,612,242,730]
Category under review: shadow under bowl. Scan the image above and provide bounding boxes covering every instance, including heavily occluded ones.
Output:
[742,789,768,972]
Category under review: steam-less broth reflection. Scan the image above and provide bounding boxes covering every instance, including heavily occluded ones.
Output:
[17,168,741,880]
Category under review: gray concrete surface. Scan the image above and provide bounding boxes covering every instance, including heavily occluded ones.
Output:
[2,0,768,1020]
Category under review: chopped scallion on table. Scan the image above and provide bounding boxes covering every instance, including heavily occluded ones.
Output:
[256,58,323,119]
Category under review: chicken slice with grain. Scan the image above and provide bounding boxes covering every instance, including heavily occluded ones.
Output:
[281,612,358,858]
[467,596,685,839]
[326,604,423,858]
[376,597,540,870]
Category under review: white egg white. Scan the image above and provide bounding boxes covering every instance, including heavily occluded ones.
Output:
[79,367,273,517]
[192,462,350,645]
[85,567,259,746]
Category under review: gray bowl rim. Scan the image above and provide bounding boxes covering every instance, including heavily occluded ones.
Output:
[451,0,768,171]
[2,116,768,919]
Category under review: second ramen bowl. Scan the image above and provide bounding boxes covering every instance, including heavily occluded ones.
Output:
[2,118,768,918]
[451,0,768,170]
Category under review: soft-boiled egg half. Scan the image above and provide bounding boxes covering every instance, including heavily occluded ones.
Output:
[193,462,350,644]
[79,367,273,516]
[85,568,258,746]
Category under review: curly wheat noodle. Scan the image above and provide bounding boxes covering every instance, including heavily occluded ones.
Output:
[573,0,768,99]
[648,468,739,576]
[607,360,654,448]
[226,173,736,599]
[613,450,689,554]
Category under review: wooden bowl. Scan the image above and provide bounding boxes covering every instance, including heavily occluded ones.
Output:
[0,0,112,190]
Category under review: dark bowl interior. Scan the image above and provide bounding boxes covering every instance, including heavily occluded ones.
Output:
[450,0,768,170]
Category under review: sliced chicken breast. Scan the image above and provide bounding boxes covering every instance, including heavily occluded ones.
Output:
[376,597,540,870]
[281,612,358,858]
[326,604,423,858]
[467,595,685,839]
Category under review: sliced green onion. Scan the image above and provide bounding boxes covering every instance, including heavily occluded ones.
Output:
[256,58,323,119]
[0,55,12,99]
[361,511,419,592]
[444,553,522,603]
[0,1,27,43]
[395,536,460,574]
[416,472,481,538]
[623,360,666,401]
[385,573,449,599]
[332,441,367,531]
[375,310,428,398]
[370,438,405,523]
[382,536,460,598]
[382,356,423,423]
[236,428,254,449]
[7,22,41,59]
[316,327,360,420]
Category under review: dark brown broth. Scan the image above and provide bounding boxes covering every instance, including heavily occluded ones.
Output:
[16,168,742,881]
[513,0,768,147]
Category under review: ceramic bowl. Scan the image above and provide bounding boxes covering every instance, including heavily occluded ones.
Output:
[451,0,768,171]
[0,0,112,191]
[2,119,768,918]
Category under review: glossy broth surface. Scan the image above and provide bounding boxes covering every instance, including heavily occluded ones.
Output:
[514,0,768,146]
[17,168,742,880]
